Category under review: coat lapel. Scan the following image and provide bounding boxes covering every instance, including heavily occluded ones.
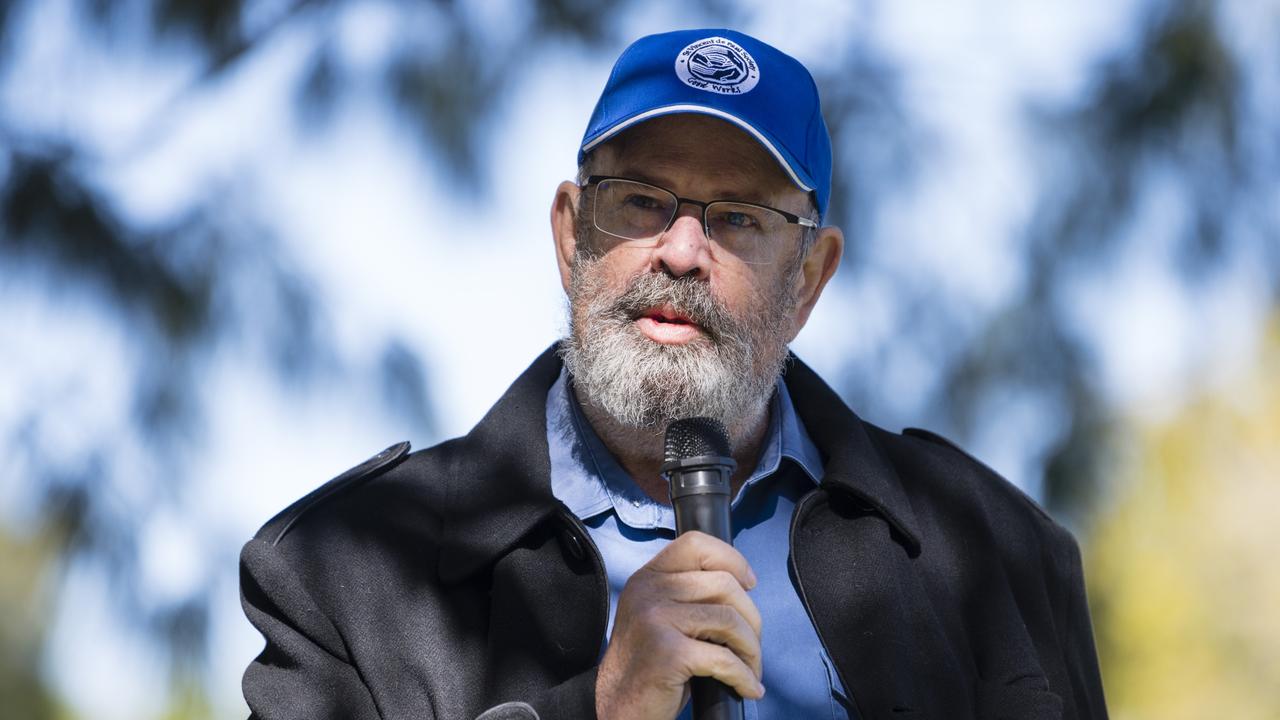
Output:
[435,346,607,704]
[436,346,565,584]
[784,358,973,717]
[790,491,973,717]
[483,511,608,701]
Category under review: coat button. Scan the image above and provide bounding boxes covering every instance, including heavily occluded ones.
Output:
[559,528,587,562]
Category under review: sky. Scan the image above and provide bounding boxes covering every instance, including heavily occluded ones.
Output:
[2,0,1274,717]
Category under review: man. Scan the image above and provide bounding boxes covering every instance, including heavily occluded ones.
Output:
[241,29,1108,720]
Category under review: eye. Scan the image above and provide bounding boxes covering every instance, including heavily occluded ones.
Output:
[717,209,762,229]
[624,193,665,210]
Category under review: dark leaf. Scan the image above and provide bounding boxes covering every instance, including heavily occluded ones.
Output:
[151,0,247,56]
[380,339,435,440]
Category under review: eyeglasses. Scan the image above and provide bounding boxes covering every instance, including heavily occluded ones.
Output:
[581,175,817,265]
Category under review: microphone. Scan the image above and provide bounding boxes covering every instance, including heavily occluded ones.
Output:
[662,417,743,720]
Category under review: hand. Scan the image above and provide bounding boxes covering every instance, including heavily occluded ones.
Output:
[594,531,765,720]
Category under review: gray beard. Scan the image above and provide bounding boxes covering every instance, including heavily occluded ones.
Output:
[560,253,797,432]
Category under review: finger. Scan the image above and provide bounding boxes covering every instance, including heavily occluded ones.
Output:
[681,637,766,700]
[654,571,763,637]
[665,603,763,679]
[646,532,757,589]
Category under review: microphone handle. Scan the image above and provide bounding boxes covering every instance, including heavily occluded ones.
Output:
[670,464,743,720]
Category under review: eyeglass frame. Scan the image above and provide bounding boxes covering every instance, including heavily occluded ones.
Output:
[580,175,818,246]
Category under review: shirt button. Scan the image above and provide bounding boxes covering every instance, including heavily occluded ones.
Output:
[631,499,642,508]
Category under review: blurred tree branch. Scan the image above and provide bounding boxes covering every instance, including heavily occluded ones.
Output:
[0,1,744,713]
[1012,0,1278,517]
[107,0,326,164]
[827,0,1279,527]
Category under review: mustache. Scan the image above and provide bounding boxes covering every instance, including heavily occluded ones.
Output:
[605,273,736,342]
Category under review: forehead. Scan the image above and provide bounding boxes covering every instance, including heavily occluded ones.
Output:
[589,114,800,202]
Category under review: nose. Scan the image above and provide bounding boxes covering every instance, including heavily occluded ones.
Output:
[649,204,712,280]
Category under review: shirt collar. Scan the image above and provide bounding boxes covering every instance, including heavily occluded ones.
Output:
[546,367,824,532]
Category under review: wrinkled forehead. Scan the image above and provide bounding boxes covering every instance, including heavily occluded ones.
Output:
[586,115,800,201]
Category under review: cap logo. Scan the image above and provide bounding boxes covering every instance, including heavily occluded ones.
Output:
[675,36,760,95]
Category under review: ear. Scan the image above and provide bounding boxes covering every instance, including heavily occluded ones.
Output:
[789,225,844,338]
[550,180,582,294]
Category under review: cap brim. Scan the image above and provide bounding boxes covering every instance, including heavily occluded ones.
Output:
[580,104,815,195]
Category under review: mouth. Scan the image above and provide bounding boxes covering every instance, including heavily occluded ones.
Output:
[642,305,696,324]
[633,304,705,345]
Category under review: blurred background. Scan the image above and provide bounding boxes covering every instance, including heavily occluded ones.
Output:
[1,0,1277,718]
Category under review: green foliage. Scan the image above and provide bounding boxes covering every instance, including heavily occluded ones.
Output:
[1087,318,1280,719]
[0,526,64,720]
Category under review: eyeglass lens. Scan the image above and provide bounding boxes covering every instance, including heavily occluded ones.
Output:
[592,179,789,264]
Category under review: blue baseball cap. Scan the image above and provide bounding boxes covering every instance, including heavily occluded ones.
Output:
[579,29,832,219]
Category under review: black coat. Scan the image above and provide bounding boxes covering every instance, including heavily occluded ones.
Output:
[241,346,1108,720]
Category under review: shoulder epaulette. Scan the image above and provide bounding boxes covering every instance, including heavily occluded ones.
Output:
[901,427,999,476]
[903,427,1056,524]
[266,441,411,546]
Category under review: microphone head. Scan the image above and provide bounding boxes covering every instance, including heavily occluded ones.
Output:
[664,417,731,463]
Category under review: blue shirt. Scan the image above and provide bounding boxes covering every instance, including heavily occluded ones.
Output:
[546,369,854,719]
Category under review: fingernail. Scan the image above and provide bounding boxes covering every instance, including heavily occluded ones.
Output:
[748,568,758,588]
[756,681,766,698]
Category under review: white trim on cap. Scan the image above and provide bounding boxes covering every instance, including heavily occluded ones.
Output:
[580,104,814,193]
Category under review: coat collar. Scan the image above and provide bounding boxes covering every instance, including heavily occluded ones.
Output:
[781,357,923,556]
[437,345,563,583]
[437,344,921,583]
